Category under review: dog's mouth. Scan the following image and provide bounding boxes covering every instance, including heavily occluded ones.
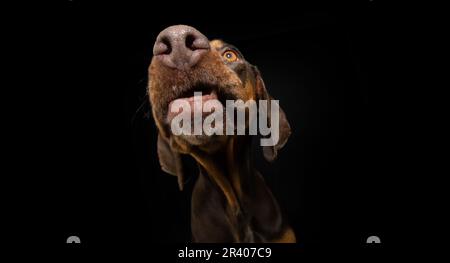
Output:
[166,84,233,124]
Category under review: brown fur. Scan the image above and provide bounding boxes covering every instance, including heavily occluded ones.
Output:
[148,34,294,242]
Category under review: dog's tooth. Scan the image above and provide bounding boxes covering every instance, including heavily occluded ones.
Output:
[210,90,219,100]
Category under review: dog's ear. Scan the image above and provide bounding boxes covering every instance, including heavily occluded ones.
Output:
[254,67,292,162]
[157,134,185,190]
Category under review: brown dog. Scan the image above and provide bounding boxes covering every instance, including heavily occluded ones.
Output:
[148,25,294,242]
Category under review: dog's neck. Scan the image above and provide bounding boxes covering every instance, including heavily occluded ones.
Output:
[190,135,255,216]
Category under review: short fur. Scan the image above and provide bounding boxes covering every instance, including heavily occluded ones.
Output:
[148,29,294,242]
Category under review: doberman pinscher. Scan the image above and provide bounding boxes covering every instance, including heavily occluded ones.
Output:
[148,25,295,243]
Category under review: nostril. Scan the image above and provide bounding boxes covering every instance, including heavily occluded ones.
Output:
[160,37,172,54]
[153,36,172,56]
[185,33,209,51]
[185,34,196,51]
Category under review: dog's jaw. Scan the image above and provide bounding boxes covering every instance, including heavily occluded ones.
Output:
[149,50,244,150]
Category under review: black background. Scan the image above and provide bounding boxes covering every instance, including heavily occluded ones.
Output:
[8,0,398,251]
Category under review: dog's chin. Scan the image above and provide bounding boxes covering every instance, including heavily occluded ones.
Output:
[176,134,228,153]
[178,134,221,145]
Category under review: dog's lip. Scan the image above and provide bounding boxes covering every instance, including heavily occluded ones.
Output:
[166,88,221,123]
[174,85,214,100]
[170,90,218,105]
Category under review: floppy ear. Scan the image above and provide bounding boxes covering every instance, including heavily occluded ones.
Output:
[254,67,292,162]
[157,134,185,190]
[149,73,185,190]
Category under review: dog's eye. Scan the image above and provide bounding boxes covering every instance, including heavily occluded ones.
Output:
[223,50,238,62]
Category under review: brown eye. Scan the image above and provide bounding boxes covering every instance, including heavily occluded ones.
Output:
[223,50,238,62]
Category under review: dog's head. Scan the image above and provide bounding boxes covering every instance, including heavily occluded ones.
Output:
[148,25,291,189]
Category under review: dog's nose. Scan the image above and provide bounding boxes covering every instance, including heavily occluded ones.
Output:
[153,25,210,70]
